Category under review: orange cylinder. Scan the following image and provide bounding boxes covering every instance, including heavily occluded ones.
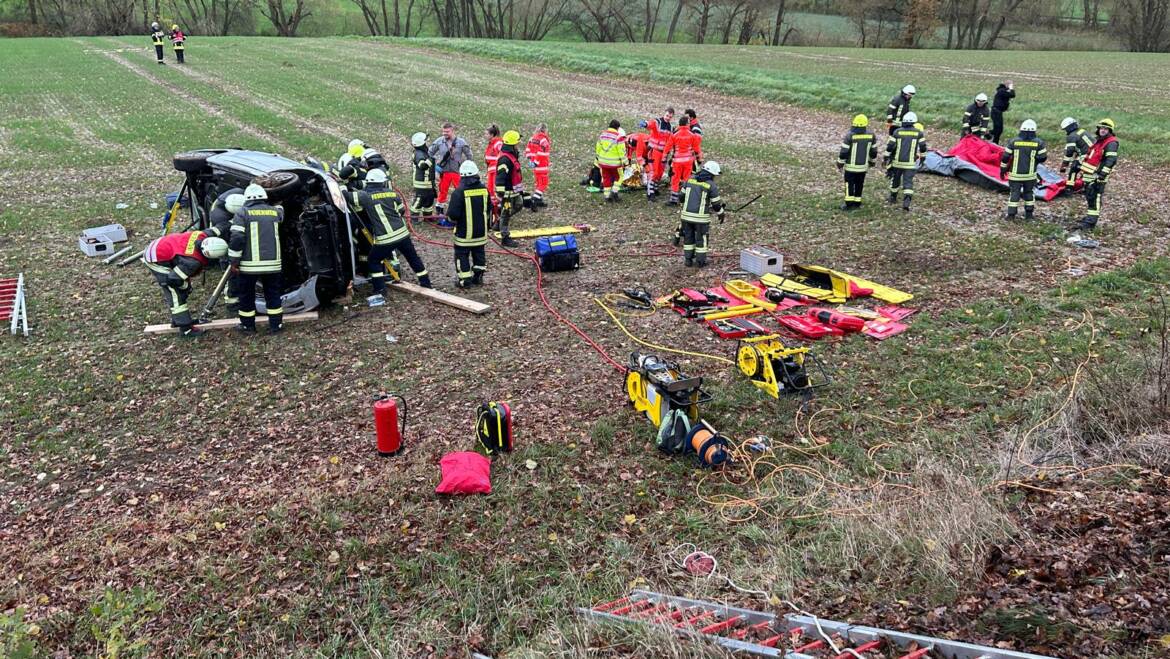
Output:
[374,394,406,456]
[689,426,729,467]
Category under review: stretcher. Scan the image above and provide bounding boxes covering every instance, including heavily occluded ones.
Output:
[491,224,595,240]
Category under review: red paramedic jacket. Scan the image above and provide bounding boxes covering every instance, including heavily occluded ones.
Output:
[662,126,702,165]
[525,132,551,172]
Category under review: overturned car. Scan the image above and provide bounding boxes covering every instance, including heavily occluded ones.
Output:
[172,148,359,313]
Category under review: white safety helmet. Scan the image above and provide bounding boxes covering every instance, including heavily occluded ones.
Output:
[702,161,721,176]
[975,93,988,103]
[1060,117,1077,130]
[902,84,916,95]
[1020,119,1037,132]
[200,237,228,259]
[459,160,480,177]
[364,168,388,184]
[244,184,267,201]
[411,132,428,147]
[902,111,918,124]
[225,194,245,214]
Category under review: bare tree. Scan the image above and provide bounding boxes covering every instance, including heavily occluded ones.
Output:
[643,0,666,41]
[259,0,312,36]
[770,0,789,45]
[690,0,715,43]
[665,0,687,42]
[572,0,637,41]
[1114,0,1170,50]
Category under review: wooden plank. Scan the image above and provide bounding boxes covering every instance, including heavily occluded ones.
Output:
[144,311,319,335]
[386,281,490,314]
[492,224,594,240]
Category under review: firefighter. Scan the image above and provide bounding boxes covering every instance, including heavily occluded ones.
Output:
[1075,118,1119,232]
[1059,117,1093,187]
[143,230,227,337]
[837,114,878,211]
[229,184,285,334]
[885,85,915,135]
[999,119,1047,221]
[169,24,186,64]
[495,130,527,248]
[883,111,927,211]
[662,115,702,206]
[410,132,437,220]
[526,123,551,207]
[484,124,502,204]
[679,161,725,268]
[594,120,628,204]
[351,169,431,303]
[428,123,473,216]
[205,188,245,310]
[448,161,490,288]
[990,80,1015,144]
[337,139,366,190]
[962,93,990,139]
[643,107,675,201]
[361,148,388,174]
[150,22,166,65]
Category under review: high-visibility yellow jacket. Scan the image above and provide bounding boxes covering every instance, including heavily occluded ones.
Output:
[595,129,627,167]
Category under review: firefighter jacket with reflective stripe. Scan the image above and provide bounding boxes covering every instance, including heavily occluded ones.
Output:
[663,127,702,164]
[595,129,627,167]
[355,184,408,244]
[229,202,283,274]
[886,93,910,124]
[648,117,672,151]
[151,30,166,46]
[447,178,490,247]
[1081,134,1118,180]
[962,103,990,135]
[496,148,523,196]
[171,30,185,48]
[336,153,364,186]
[144,231,209,282]
[412,147,435,190]
[681,170,723,224]
[362,151,388,172]
[885,127,927,169]
[207,187,244,238]
[1001,134,1048,181]
[525,132,551,172]
[687,121,703,136]
[1062,126,1093,166]
[838,128,877,173]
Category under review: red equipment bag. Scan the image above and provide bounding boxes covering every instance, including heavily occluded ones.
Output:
[476,401,513,455]
[776,314,844,340]
[435,451,492,495]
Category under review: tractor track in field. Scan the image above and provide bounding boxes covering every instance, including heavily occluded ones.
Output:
[94,45,295,153]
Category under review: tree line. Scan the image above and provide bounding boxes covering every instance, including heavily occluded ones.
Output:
[6,0,1168,51]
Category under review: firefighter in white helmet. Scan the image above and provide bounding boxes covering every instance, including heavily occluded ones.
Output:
[886,84,915,135]
[962,93,991,139]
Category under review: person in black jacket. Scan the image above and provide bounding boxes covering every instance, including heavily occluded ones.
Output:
[990,80,1015,144]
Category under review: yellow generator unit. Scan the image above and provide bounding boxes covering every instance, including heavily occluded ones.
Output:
[737,335,826,398]
[625,352,711,427]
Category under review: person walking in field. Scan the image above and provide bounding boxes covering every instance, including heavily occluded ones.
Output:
[884,111,927,211]
[990,80,1015,144]
[837,114,878,211]
[169,24,186,64]
[429,123,473,217]
[962,93,990,139]
[150,22,167,65]
[525,123,552,207]
[885,85,915,135]
[1000,119,1047,221]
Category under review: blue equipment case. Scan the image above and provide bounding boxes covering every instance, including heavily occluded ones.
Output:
[533,234,580,272]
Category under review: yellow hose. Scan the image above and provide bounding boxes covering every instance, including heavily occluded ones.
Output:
[595,298,734,365]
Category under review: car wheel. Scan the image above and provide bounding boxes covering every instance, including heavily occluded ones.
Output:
[173,149,221,174]
[253,171,300,201]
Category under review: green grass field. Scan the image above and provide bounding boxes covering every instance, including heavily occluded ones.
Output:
[1,37,1168,657]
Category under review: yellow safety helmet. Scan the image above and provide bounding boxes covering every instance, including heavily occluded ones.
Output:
[502,130,521,146]
[347,139,365,158]
[914,122,924,131]
[1097,118,1115,132]
[171,24,179,30]
[852,114,868,128]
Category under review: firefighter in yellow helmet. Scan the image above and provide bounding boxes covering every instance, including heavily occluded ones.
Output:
[495,129,530,248]
[169,24,186,64]
[1075,118,1119,232]
[836,114,877,210]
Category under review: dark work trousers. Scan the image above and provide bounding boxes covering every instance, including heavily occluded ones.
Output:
[411,189,436,217]
[1006,180,1036,218]
[154,45,165,63]
[990,109,1005,144]
[844,170,867,207]
[681,221,710,266]
[151,271,192,327]
[387,237,429,286]
[454,245,487,285]
[237,272,283,330]
[1083,180,1106,228]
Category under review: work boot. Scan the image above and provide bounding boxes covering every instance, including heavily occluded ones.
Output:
[1076,218,1097,232]
[666,193,680,207]
[696,258,708,269]
[268,322,284,335]
[417,275,433,289]
[178,325,204,338]
[501,237,520,248]
[610,192,621,204]
[535,195,547,207]
[684,257,694,267]
[887,192,897,204]
[471,271,484,287]
[840,202,851,211]
[455,277,471,289]
[1024,211,1035,221]
[902,198,912,211]
[234,323,257,334]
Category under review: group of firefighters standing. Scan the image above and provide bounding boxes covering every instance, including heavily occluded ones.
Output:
[837,82,1119,231]
[149,22,186,65]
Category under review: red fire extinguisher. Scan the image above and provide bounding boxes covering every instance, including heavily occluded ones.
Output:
[373,394,407,456]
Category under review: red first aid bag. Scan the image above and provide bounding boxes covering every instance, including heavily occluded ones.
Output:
[435,451,492,495]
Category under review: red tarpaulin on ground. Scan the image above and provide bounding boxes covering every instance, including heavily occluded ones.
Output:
[921,135,1077,202]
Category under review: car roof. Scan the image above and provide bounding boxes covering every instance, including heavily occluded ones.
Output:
[206,150,319,177]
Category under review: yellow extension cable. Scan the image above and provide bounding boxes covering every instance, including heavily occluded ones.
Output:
[594,297,735,365]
